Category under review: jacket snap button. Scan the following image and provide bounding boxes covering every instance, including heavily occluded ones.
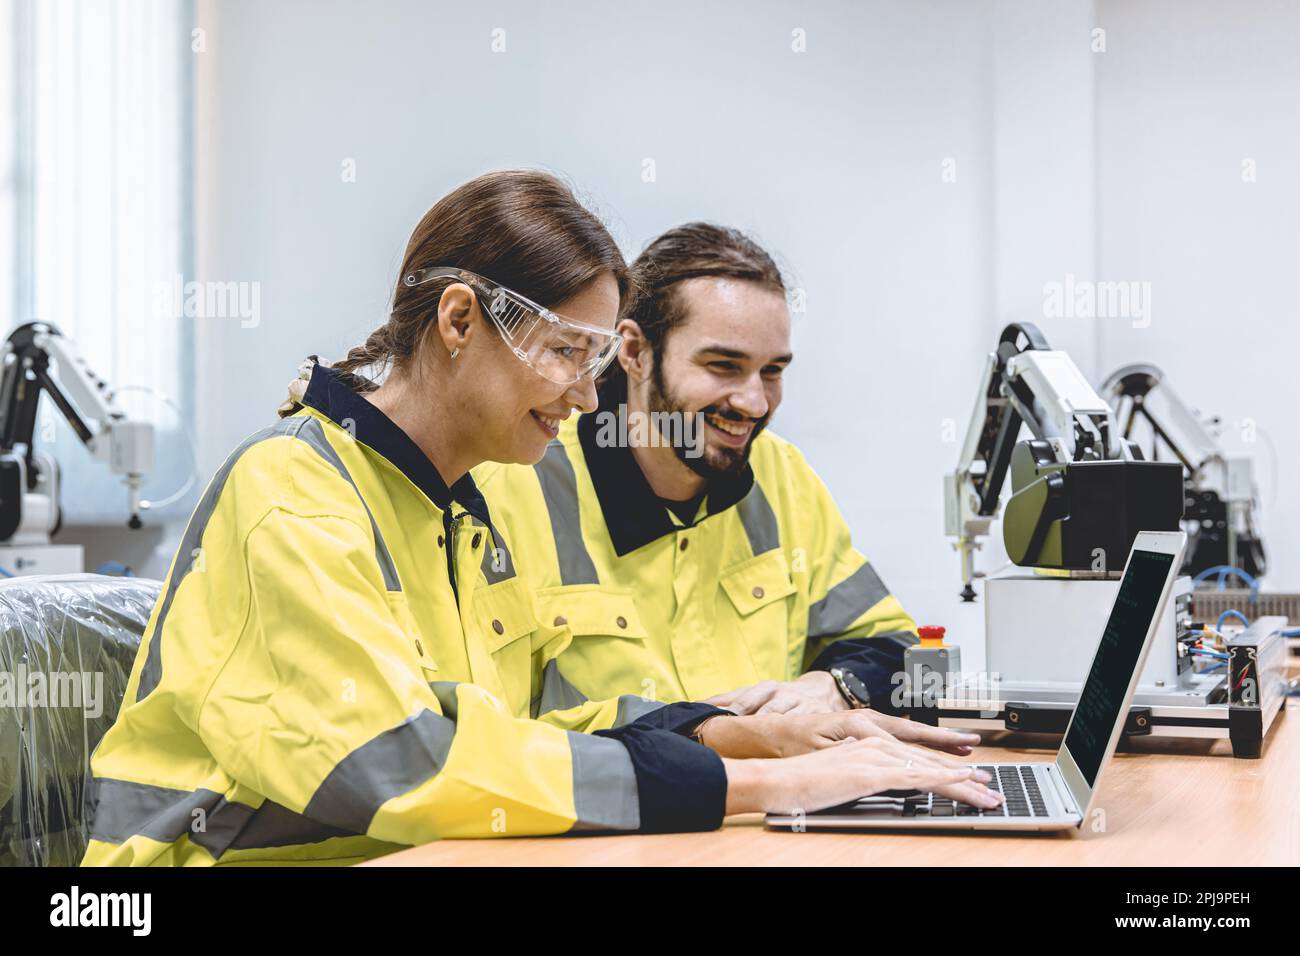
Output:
[616,616,628,629]
[472,533,482,548]
[752,586,765,599]
[679,539,689,552]
[553,615,567,627]
[437,535,444,547]
[492,619,504,635]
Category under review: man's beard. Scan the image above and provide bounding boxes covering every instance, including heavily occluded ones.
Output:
[648,361,768,481]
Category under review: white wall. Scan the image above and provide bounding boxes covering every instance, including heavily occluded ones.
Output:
[992,0,1098,370]
[186,0,1293,667]
[1095,0,1300,587]
[191,0,1031,659]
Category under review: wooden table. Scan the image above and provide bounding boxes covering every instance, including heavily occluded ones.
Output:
[365,699,1297,867]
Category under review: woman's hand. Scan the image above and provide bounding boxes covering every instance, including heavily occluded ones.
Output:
[698,711,981,760]
[722,737,1003,816]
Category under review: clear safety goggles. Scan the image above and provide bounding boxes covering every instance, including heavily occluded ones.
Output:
[403,266,623,386]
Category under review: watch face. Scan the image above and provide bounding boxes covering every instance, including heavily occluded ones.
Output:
[842,672,871,707]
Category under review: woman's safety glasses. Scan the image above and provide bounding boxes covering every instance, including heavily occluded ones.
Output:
[403,266,623,386]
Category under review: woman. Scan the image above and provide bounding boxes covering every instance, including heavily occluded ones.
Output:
[83,170,998,866]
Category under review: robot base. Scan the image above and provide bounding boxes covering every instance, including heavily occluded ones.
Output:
[0,543,84,577]
[902,575,1289,758]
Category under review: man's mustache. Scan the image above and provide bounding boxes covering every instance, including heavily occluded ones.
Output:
[698,405,767,428]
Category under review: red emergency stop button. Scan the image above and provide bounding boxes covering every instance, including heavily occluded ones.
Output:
[918,625,946,646]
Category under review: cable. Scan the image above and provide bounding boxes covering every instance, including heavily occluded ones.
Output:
[0,566,13,578]
[1188,626,1229,652]
[1217,608,1250,630]
[1190,564,1258,608]
[116,384,199,510]
[94,561,134,577]
[1192,564,1259,595]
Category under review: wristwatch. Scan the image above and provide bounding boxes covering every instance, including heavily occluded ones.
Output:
[829,667,871,709]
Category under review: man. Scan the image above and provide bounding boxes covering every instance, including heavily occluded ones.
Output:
[476,223,918,716]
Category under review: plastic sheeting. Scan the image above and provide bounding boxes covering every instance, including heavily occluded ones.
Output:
[0,573,160,866]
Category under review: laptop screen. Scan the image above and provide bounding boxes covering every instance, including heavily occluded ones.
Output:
[1062,548,1176,786]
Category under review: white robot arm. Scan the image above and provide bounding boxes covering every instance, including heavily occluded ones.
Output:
[1101,364,1266,578]
[0,322,154,543]
[944,323,1181,600]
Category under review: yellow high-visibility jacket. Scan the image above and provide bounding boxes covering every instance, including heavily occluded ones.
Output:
[475,408,918,706]
[82,366,725,866]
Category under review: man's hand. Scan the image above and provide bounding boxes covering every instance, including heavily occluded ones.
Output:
[705,671,848,716]
[698,710,981,760]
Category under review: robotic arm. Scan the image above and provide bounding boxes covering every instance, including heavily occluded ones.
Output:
[0,322,154,543]
[944,323,1183,601]
[1101,364,1266,578]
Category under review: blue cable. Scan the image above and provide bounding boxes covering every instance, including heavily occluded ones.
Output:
[1190,648,1230,660]
[0,566,12,578]
[1192,565,1259,603]
[94,561,135,577]
[1217,608,1250,630]
[1281,628,1300,638]
[1192,564,1255,588]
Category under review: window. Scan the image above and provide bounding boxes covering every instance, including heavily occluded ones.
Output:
[7,0,194,524]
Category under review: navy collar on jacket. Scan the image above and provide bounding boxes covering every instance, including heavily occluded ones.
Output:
[300,363,491,523]
[576,395,755,557]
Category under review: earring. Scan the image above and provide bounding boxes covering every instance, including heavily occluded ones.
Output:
[450,347,460,360]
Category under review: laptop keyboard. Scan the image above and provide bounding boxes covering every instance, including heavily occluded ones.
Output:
[904,765,1050,818]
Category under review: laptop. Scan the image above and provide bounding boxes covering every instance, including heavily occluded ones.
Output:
[766,530,1187,832]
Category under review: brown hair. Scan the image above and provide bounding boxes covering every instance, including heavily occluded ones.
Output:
[329,169,629,393]
[603,222,785,399]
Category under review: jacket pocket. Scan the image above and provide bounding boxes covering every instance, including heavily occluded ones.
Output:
[719,550,798,678]
[719,550,797,616]
[535,585,660,702]
[386,592,438,676]
[537,584,649,640]
[473,577,540,714]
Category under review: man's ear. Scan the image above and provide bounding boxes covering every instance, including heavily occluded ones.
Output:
[434,283,478,357]
[616,318,653,384]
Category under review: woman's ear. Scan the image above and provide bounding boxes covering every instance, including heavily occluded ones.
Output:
[435,283,478,358]
[615,318,652,384]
